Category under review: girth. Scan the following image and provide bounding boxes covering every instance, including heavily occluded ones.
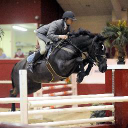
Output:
[45,42,76,82]
[46,61,67,82]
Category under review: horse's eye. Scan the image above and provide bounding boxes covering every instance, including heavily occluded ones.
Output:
[102,44,104,50]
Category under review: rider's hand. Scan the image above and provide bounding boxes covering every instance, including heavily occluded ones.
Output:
[59,35,68,40]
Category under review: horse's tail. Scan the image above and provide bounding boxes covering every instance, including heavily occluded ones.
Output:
[10,63,18,111]
[10,63,17,97]
[11,63,17,88]
[10,58,27,96]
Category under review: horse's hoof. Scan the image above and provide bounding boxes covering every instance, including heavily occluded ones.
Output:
[77,72,85,83]
[77,78,82,83]
[76,77,83,83]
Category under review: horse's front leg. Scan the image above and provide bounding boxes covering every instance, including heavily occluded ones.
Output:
[77,61,93,83]
[84,63,93,76]
[76,57,87,83]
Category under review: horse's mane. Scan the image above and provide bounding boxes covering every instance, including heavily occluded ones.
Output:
[69,28,96,38]
[69,28,106,44]
[68,28,96,47]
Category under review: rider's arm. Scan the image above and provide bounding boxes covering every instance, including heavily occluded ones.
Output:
[47,21,68,41]
[47,21,60,42]
[58,35,68,40]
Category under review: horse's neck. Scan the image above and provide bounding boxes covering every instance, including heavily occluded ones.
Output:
[71,36,93,52]
[48,48,78,77]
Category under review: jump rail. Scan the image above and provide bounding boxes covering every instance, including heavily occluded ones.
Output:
[0,80,12,84]
[0,105,114,117]
[0,122,49,128]
[30,117,114,126]
[42,90,73,96]
[42,84,72,90]
[29,96,128,108]
[0,93,114,104]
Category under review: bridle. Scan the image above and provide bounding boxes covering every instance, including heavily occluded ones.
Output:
[88,36,106,65]
[66,35,106,66]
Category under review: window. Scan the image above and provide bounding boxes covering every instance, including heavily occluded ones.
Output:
[0,23,37,58]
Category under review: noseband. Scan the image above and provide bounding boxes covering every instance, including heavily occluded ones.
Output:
[89,36,106,65]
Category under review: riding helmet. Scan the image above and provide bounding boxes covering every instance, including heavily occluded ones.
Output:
[62,11,77,20]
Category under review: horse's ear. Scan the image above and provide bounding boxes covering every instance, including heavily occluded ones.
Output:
[97,34,108,42]
[78,28,91,35]
[93,36,99,43]
[103,37,108,41]
[100,37,108,43]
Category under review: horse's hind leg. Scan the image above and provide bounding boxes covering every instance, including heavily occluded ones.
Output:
[10,87,19,111]
[10,79,41,111]
[27,80,42,94]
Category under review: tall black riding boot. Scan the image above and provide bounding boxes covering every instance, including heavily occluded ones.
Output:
[32,51,42,63]
[28,51,42,72]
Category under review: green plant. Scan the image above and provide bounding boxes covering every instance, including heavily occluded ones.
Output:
[102,20,128,47]
[0,27,4,41]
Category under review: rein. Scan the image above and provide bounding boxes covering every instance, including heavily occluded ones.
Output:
[86,36,106,65]
[45,35,104,80]
[66,37,96,65]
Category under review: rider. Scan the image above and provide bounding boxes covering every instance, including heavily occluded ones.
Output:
[28,11,76,72]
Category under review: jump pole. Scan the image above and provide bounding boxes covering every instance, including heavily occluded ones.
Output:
[0,93,114,104]
[29,96,128,108]
[0,105,114,117]
[19,70,28,124]
[30,117,114,126]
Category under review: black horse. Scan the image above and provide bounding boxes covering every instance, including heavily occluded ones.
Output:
[10,29,107,111]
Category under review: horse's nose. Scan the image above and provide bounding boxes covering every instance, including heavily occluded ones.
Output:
[99,63,107,73]
[102,64,107,73]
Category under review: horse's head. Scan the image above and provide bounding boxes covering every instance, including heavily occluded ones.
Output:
[70,28,107,73]
[89,35,107,73]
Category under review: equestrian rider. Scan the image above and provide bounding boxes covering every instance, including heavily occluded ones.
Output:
[28,11,76,71]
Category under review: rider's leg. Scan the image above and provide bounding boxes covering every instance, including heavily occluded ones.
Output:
[27,38,46,72]
[32,50,42,63]
[32,37,46,63]
[38,37,46,55]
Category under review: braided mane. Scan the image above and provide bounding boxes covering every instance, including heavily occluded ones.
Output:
[70,28,96,38]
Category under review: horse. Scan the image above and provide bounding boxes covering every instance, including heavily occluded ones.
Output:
[10,28,107,111]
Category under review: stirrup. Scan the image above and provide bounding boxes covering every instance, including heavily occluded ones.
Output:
[27,63,34,73]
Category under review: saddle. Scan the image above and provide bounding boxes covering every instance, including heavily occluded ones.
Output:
[39,40,67,60]
[27,40,68,65]
[37,44,53,63]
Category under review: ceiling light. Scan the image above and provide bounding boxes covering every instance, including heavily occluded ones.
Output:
[12,26,27,31]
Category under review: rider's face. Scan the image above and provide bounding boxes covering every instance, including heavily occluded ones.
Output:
[66,19,74,25]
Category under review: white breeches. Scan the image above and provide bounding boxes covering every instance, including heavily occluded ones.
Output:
[37,37,46,55]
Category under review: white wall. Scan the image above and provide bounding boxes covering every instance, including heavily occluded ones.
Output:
[71,15,112,33]
[12,30,36,57]
[0,30,37,58]
[0,24,37,58]
[0,30,11,58]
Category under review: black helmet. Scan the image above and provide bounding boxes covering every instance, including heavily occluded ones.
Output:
[62,11,77,20]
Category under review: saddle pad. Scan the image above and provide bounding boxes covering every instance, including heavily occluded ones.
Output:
[27,52,35,63]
